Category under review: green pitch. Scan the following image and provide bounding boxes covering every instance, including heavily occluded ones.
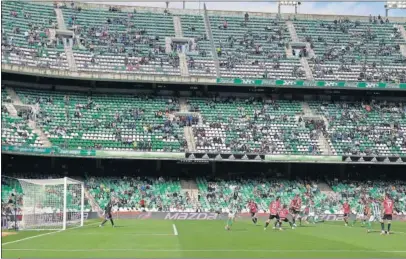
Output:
[2,219,406,258]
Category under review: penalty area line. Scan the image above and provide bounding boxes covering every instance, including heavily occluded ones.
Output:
[172,224,178,236]
[63,232,175,236]
[3,249,406,253]
[2,222,100,246]
[2,230,63,246]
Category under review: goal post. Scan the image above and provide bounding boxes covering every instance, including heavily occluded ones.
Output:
[17,177,84,231]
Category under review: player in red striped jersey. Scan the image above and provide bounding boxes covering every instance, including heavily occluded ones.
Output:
[290,194,302,227]
[247,200,258,225]
[381,194,394,235]
[264,196,281,230]
[278,205,294,231]
[342,200,351,226]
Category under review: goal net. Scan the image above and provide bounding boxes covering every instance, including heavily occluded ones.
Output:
[17,177,84,230]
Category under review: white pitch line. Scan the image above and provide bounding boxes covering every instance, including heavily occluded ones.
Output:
[172,224,178,236]
[2,248,406,253]
[2,230,63,246]
[63,232,174,236]
[2,222,100,246]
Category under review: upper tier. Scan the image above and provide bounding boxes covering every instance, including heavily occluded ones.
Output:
[2,1,406,84]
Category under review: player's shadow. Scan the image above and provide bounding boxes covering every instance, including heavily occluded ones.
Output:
[97,225,124,228]
[367,230,397,235]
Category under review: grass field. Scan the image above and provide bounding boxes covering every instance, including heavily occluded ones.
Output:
[2,219,406,258]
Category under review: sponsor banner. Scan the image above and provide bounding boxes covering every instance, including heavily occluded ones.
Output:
[164,212,221,220]
[2,145,95,157]
[216,78,404,89]
[58,149,96,156]
[2,145,182,159]
[24,211,400,222]
[95,150,184,159]
[2,146,53,154]
[115,211,226,220]
[265,155,341,162]
[317,81,346,88]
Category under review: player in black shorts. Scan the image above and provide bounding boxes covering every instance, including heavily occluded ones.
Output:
[290,208,300,217]
[268,214,280,220]
[99,200,115,227]
[267,214,280,230]
[264,197,281,230]
[382,214,392,221]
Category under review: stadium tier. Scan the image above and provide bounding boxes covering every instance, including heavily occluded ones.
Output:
[293,18,406,82]
[13,88,187,151]
[2,87,406,156]
[2,176,405,215]
[2,2,405,83]
[86,177,406,214]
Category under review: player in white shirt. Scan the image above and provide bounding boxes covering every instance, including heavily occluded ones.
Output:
[307,200,316,224]
[367,198,382,233]
[225,204,237,230]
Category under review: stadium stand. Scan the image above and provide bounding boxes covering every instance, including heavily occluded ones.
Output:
[293,17,406,82]
[86,176,195,212]
[64,5,181,75]
[13,88,187,151]
[189,97,321,154]
[209,14,305,79]
[4,86,406,156]
[1,112,43,147]
[1,1,69,70]
[329,179,406,214]
[309,101,406,156]
[2,89,43,147]
[197,177,406,214]
[2,2,405,83]
[4,175,404,214]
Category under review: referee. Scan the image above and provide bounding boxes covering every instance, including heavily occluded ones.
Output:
[99,200,115,227]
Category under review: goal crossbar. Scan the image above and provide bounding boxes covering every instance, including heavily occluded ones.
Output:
[17,177,83,186]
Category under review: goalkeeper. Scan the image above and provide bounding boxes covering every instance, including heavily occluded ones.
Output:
[99,200,115,227]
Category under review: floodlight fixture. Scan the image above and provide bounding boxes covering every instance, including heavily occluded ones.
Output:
[385,1,406,16]
[278,0,301,15]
